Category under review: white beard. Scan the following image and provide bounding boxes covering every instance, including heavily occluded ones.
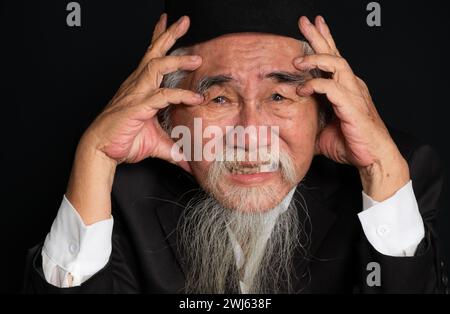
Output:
[177,189,309,294]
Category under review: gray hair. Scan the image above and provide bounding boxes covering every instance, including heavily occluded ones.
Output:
[158,41,328,132]
[158,47,193,132]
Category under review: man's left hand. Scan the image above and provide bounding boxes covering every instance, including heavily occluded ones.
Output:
[294,15,410,202]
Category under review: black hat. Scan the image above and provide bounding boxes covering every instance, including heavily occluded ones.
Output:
[165,0,317,51]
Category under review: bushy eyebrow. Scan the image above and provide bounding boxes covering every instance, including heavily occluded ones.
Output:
[194,71,309,94]
[195,75,234,94]
[265,71,309,85]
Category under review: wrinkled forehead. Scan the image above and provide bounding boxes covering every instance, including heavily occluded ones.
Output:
[188,33,306,85]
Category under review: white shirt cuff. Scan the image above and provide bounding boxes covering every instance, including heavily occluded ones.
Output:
[42,196,114,287]
[358,181,425,257]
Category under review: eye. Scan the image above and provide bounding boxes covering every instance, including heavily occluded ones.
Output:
[212,96,227,104]
[271,93,285,102]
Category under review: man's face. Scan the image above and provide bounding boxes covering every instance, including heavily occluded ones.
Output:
[171,33,320,212]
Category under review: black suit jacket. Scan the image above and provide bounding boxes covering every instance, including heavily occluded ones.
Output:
[24,131,448,293]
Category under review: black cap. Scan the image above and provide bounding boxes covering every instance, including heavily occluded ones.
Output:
[165,0,317,51]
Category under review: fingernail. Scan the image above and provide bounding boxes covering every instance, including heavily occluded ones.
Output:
[304,17,312,25]
[320,16,326,25]
[190,55,201,62]
[295,57,304,65]
[177,16,187,26]
[195,94,204,101]
[297,85,307,96]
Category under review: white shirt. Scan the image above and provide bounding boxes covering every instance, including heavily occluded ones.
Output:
[42,181,424,289]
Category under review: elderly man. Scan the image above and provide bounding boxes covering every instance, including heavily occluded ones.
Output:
[25,0,447,293]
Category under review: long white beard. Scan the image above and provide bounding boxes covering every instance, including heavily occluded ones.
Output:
[177,190,307,294]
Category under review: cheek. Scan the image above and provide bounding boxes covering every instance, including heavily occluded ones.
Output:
[172,104,239,127]
[277,100,319,163]
[170,106,195,127]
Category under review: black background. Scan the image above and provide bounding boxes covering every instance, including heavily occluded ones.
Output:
[1,0,449,293]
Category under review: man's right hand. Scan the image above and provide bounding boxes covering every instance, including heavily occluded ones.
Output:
[66,14,203,225]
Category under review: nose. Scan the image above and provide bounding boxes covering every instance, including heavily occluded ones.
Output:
[239,100,261,129]
[232,101,277,150]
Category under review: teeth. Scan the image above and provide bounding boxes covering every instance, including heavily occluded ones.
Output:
[232,167,259,175]
[229,167,253,175]
[226,160,279,175]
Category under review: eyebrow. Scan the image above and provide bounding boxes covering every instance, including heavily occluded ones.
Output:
[265,71,309,85]
[195,75,234,94]
[195,71,309,94]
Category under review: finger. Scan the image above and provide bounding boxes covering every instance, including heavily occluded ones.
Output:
[127,13,167,80]
[125,14,186,89]
[315,16,341,56]
[130,88,204,121]
[151,13,168,44]
[294,54,355,82]
[146,15,190,60]
[296,78,361,120]
[297,78,340,99]
[131,15,189,90]
[298,16,333,54]
[136,55,202,92]
[152,88,204,107]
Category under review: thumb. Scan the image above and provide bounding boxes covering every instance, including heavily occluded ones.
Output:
[316,122,347,163]
[154,132,193,174]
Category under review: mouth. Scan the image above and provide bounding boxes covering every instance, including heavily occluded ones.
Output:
[224,160,279,175]
[223,160,280,185]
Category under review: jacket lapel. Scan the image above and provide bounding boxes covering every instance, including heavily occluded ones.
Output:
[155,198,186,275]
[298,156,342,256]
[291,156,361,292]
[155,165,200,276]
